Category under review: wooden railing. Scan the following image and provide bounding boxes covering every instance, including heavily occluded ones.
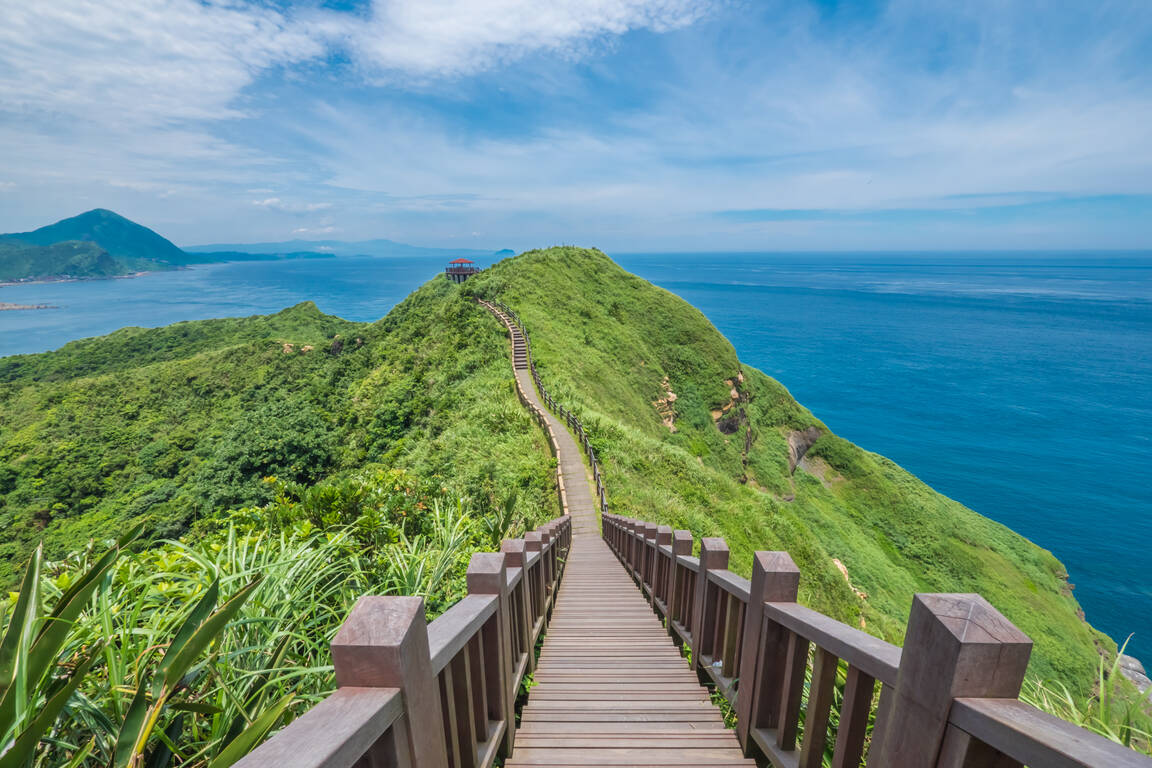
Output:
[236,515,571,768]
[603,513,1152,768]
[489,300,609,516]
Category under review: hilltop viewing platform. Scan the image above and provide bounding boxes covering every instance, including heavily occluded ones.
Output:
[446,258,483,283]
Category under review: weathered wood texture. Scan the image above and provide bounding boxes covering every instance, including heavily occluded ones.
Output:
[506,534,754,767]
[602,514,1152,768]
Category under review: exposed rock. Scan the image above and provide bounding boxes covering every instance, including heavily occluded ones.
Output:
[1119,654,1152,695]
[787,426,822,473]
[798,455,844,490]
[652,375,678,432]
[833,558,868,628]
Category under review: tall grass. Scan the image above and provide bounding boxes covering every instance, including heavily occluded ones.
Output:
[1,468,545,767]
[1020,636,1152,755]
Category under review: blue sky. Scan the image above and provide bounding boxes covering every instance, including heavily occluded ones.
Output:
[0,0,1150,250]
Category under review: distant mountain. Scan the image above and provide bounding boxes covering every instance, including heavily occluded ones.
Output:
[2,209,187,264]
[0,209,187,282]
[0,208,512,282]
[184,238,501,259]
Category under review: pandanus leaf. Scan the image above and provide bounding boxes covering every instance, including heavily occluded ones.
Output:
[114,578,261,768]
[0,645,101,768]
[206,694,294,768]
[0,546,41,721]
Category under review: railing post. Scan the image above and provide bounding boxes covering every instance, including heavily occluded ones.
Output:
[643,523,658,590]
[654,526,672,609]
[466,553,515,757]
[691,537,729,671]
[500,538,534,673]
[666,530,693,638]
[872,594,1032,768]
[524,531,545,631]
[735,552,800,754]
[331,596,449,768]
[538,525,554,598]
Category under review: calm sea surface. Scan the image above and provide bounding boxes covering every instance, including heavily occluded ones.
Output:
[1,252,1150,655]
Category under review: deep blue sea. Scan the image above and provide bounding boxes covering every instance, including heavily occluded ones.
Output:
[1,252,1150,656]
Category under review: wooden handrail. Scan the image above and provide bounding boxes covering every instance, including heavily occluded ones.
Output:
[600,512,1152,768]
[765,602,901,685]
[236,515,571,768]
[948,698,1152,768]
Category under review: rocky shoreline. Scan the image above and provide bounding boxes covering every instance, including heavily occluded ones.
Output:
[0,302,57,311]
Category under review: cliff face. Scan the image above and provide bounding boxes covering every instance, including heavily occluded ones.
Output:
[0,246,1107,691]
[465,247,1109,689]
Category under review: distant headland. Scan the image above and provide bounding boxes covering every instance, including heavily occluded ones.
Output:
[0,209,514,283]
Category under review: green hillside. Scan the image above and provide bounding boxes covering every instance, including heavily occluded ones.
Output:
[0,246,1108,695]
[2,208,186,262]
[467,248,1110,689]
[0,209,187,281]
[0,240,126,282]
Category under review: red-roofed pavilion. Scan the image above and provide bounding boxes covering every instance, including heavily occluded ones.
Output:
[445,258,482,283]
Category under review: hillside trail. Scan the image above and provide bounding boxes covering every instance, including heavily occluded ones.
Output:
[481,300,755,767]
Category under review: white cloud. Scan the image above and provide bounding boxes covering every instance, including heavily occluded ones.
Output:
[337,0,708,77]
[252,198,333,213]
[293,226,340,234]
[0,0,325,128]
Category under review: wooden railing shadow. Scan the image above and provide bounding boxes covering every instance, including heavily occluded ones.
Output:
[603,513,1152,768]
[234,516,571,768]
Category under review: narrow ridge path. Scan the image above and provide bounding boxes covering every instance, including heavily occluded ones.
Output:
[481,300,754,767]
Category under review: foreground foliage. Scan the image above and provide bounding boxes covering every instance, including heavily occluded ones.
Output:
[0,469,543,767]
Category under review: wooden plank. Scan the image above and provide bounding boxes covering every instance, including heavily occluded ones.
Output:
[799,647,837,768]
[949,698,1152,768]
[776,630,809,751]
[831,665,875,768]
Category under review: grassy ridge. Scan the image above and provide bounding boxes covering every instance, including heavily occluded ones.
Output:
[0,286,558,586]
[465,246,1109,690]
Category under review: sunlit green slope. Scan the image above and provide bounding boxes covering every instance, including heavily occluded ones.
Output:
[466,246,1109,689]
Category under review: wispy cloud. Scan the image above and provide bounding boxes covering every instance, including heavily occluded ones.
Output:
[335,0,708,77]
[252,198,333,213]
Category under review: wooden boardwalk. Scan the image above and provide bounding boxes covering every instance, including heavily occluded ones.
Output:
[484,301,753,767]
[237,298,1152,768]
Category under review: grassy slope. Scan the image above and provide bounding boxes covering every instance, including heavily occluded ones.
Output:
[0,248,1107,691]
[466,247,1108,690]
[0,286,558,585]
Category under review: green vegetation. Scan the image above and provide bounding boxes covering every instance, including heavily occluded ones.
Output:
[0,470,540,767]
[465,247,1111,689]
[0,245,1143,763]
[0,240,155,283]
[0,209,187,279]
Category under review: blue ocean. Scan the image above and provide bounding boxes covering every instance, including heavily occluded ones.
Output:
[1,252,1149,655]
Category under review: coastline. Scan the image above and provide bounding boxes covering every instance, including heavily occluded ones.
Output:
[0,269,157,289]
[0,303,58,311]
